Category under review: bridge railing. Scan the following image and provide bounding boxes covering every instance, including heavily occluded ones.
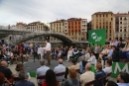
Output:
[0,27,76,44]
[0,26,52,33]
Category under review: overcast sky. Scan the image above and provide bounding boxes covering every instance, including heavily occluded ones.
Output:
[0,0,129,25]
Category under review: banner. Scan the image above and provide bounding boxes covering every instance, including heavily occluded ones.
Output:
[112,62,129,78]
[88,29,106,45]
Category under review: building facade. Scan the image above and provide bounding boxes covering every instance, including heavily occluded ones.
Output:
[16,21,49,32]
[16,21,49,43]
[50,19,67,42]
[114,12,129,40]
[92,12,115,40]
[27,21,49,32]
[67,18,87,41]
[50,19,66,33]
[50,18,87,42]
[16,22,27,29]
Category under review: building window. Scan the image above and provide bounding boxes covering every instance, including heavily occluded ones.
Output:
[124,17,127,20]
[111,18,113,21]
[110,25,111,29]
[124,29,126,32]
[110,30,111,33]
[106,14,108,17]
[96,15,98,17]
[124,34,126,37]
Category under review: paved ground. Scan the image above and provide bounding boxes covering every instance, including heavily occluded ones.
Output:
[8,58,117,86]
[8,58,70,86]
[24,58,70,72]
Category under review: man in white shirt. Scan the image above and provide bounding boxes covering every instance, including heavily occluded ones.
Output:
[103,59,112,74]
[37,45,45,60]
[67,46,73,61]
[54,59,66,82]
[36,60,50,85]
[44,40,51,65]
[87,51,97,66]
[80,63,95,86]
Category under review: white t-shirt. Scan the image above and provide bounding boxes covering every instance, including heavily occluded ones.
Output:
[67,49,73,60]
[117,83,129,86]
[87,55,97,65]
[103,66,112,74]
[37,47,44,55]
[44,42,51,51]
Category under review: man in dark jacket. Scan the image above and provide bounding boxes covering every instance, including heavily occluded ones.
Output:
[0,60,12,80]
[15,71,35,86]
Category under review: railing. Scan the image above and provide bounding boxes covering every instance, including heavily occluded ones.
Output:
[0,27,76,44]
[0,26,51,33]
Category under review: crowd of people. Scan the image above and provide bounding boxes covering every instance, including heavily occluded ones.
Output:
[0,38,129,86]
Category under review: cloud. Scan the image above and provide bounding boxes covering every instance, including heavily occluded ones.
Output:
[0,0,129,25]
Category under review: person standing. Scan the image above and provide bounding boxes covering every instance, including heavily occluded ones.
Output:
[37,45,45,61]
[44,40,51,65]
[67,46,73,61]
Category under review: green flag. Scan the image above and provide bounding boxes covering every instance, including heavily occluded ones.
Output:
[112,62,129,78]
[88,29,106,45]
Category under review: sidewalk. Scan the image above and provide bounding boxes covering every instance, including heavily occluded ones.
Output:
[9,64,38,86]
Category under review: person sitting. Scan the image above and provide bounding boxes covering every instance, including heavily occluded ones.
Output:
[54,58,66,82]
[0,72,5,86]
[112,46,122,62]
[103,59,112,74]
[36,60,50,86]
[14,71,35,86]
[87,51,97,66]
[79,47,91,74]
[80,63,95,86]
[117,72,129,86]
[42,69,59,86]
[122,37,129,61]
[13,63,25,81]
[69,59,79,72]
[0,60,13,82]
[15,63,24,75]
[94,62,106,86]
[63,67,79,86]
[106,81,118,86]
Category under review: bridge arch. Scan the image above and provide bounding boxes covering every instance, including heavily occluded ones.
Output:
[0,28,74,45]
[16,32,74,45]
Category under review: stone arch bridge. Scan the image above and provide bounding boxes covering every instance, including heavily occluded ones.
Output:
[0,28,75,45]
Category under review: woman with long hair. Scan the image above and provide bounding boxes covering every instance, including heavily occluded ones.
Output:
[42,69,59,86]
[63,68,79,86]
